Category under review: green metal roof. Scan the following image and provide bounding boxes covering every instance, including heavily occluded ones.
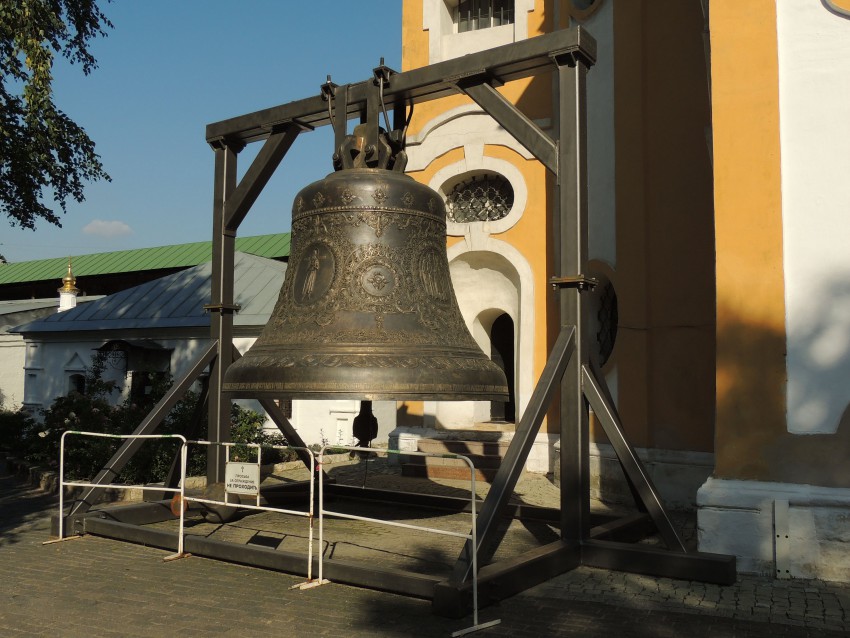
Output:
[0,233,290,286]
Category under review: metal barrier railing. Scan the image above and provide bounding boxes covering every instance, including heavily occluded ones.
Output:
[176,441,319,587]
[317,445,500,636]
[49,431,187,555]
[50,435,498,632]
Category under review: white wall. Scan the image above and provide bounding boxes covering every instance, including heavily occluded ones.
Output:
[777,2,850,434]
[289,400,397,448]
[21,335,213,412]
[0,334,25,409]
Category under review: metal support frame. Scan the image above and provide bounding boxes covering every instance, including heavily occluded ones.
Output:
[66,25,735,614]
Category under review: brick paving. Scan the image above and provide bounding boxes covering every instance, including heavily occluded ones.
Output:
[2,458,849,637]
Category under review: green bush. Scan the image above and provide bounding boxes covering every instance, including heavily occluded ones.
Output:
[0,353,290,483]
[0,408,38,456]
[230,403,293,464]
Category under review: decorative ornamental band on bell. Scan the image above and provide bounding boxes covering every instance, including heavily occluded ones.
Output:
[222,125,508,401]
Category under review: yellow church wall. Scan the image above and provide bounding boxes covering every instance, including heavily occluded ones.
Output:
[711,1,850,487]
[711,0,787,481]
[401,0,428,71]
[611,0,715,453]
[397,0,850,493]
[400,1,717,451]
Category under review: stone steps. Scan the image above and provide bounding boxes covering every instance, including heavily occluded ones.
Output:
[400,435,512,481]
[401,462,498,482]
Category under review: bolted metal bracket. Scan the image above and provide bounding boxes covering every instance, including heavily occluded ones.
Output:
[549,275,598,291]
[320,75,339,101]
[203,303,241,314]
[207,136,247,154]
[372,58,396,88]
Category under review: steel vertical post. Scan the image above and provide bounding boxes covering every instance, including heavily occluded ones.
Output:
[555,55,591,542]
[207,144,239,485]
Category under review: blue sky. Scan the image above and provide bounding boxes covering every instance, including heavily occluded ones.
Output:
[1,1,402,263]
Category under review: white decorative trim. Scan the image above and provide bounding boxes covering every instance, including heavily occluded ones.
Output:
[406,104,537,171]
[429,154,528,236]
[63,352,87,372]
[406,105,537,432]
[697,477,850,581]
[423,0,536,64]
[447,238,535,422]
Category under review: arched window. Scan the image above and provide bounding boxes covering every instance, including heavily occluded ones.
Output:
[68,373,86,395]
[490,313,516,423]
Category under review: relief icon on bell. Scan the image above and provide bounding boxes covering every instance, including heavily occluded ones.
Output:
[293,243,334,305]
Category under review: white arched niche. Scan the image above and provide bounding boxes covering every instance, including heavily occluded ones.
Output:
[427,241,534,429]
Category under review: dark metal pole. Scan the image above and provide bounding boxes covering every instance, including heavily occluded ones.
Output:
[447,326,576,583]
[460,81,557,173]
[207,143,239,485]
[582,366,687,551]
[555,54,591,543]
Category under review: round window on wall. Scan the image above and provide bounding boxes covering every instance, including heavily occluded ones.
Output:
[444,172,514,224]
[569,0,603,20]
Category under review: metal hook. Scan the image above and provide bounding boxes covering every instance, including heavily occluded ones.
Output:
[373,58,395,134]
[378,76,391,134]
[401,99,414,149]
[320,75,338,128]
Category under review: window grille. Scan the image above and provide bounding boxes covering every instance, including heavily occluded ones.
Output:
[456,0,514,33]
[445,174,514,223]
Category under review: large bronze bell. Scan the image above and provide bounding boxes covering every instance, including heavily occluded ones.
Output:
[223,148,509,401]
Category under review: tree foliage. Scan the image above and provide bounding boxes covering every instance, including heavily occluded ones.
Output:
[0,0,112,230]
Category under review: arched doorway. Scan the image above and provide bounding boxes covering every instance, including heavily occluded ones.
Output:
[490,313,515,422]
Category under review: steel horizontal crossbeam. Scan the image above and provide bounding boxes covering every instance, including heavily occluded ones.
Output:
[205,27,596,146]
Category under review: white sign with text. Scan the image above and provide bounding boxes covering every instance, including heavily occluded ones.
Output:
[225,462,260,495]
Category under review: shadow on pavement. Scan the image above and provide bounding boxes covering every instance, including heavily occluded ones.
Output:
[0,459,56,546]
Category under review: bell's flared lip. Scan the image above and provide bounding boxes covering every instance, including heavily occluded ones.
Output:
[222,387,509,402]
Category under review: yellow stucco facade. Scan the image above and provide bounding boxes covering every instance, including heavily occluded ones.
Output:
[399,0,717,459]
[710,1,850,487]
[397,0,850,581]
